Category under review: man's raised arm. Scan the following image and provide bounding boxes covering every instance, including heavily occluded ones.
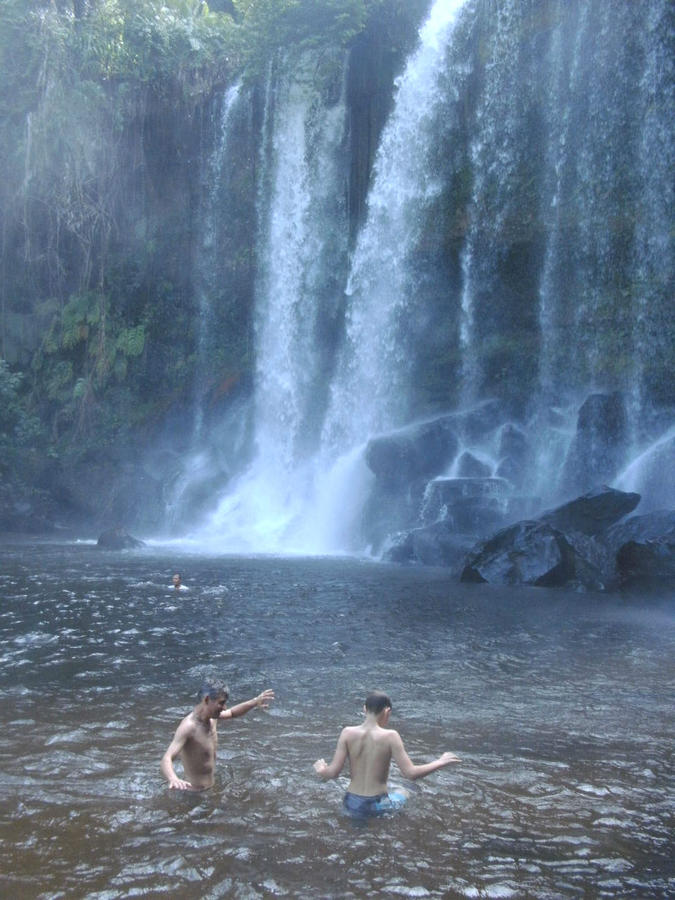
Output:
[220,688,275,719]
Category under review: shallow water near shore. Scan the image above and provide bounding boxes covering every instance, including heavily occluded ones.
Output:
[1,539,673,898]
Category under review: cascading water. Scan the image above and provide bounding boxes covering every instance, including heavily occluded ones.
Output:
[193,83,241,445]
[196,52,350,551]
[182,0,672,555]
[531,0,674,496]
[322,0,470,451]
[166,83,250,532]
[626,0,674,446]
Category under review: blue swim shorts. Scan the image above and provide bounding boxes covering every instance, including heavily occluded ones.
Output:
[343,790,407,818]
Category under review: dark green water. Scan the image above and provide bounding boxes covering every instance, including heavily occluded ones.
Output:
[1,540,673,898]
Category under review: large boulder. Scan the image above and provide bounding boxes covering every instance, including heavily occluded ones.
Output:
[540,486,640,536]
[602,509,675,590]
[460,520,606,590]
[616,539,675,588]
[604,509,675,552]
[365,417,459,490]
[561,392,628,495]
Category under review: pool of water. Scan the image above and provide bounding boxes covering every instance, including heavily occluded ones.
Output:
[0,540,673,898]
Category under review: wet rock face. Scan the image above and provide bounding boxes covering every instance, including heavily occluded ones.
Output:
[456,451,492,478]
[421,477,511,534]
[605,509,675,551]
[460,521,574,587]
[361,407,672,594]
[365,418,459,490]
[616,539,675,588]
[539,486,641,536]
[495,424,533,490]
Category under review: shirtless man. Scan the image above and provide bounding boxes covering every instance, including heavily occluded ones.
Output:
[313,690,460,816]
[161,683,274,790]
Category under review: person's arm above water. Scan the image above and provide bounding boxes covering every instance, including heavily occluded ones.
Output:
[219,688,275,719]
[160,719,194,790]
[390,731,460,781]
[314,727,349,779]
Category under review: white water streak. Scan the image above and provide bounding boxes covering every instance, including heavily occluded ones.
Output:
[322,0,470,452]
[201,57,348,551]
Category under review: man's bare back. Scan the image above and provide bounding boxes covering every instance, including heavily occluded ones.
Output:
[314,691,460,814]
[161,684,274,791]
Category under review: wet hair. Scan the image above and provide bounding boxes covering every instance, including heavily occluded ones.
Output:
[364,691,392,714]
[199,682,229,702]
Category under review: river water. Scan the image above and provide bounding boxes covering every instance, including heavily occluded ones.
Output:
[0,540,673,898]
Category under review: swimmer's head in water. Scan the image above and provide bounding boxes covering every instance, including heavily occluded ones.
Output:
[199,682,229,703]
[364,691,392,715]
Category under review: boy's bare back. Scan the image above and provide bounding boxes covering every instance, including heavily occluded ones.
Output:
[314,691,460,806]
[342,722,397,795]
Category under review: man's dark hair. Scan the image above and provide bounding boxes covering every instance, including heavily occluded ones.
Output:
[199,682,229,702]
[365,691,392,714]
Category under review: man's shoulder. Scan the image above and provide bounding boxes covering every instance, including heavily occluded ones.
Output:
[177,711,198,735]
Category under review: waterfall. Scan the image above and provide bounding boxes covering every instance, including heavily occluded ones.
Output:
[322,0,470,451]
[196,52,350,551]
[458,0,526,410]
[627,0,674,446]
[193,82,241,444]
[181,0,672,555]
[530,1,674,490]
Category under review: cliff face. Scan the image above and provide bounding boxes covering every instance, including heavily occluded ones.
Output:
[1,0,672,538]
[0,2,424,533]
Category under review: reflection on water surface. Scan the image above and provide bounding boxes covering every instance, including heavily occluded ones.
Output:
[0,541,673,898]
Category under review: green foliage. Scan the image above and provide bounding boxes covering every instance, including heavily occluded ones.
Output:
[116,325,146,358]
[31,287,148,443]
[0,0,408,487]
[231,0,428,79]
[0,360,45,476]
[0,361,25,434]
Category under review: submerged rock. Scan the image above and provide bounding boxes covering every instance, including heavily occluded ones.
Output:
[97,528,145,550]
[384,522,474,571]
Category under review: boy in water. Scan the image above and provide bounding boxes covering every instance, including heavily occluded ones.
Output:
[161,682,274,790]
[313,690,460,816]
